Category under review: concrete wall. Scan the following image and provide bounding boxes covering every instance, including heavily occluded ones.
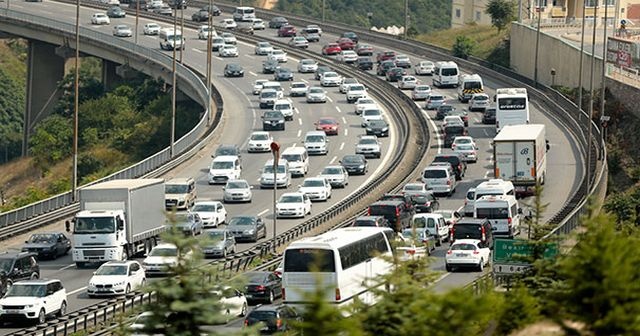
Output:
[511,23,604,90]
[606,76,640,119]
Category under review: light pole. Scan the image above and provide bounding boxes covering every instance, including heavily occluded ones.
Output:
[179,5,184,63]
[577,0,587,117]
[322,0,326,23]
[550,68,556,87]
[205,0,213,125]
[170,7,178,157]
[403,0,408,39]
[72,0,80,201]
[533,4,542,85]
[587,0,599,191]
[135,0,139,45]
[270,141,280,249]
[600,0,609,133]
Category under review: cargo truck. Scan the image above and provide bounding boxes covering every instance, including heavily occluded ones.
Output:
[65,179,166,268]
[493,124,548,198]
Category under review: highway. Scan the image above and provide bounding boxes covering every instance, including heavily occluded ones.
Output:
[0,2,582,334]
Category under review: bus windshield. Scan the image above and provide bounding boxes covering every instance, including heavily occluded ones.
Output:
[476,207,509,219]
[284,249,335,272]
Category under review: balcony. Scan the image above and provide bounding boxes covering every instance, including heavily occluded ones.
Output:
[551,7,567,18]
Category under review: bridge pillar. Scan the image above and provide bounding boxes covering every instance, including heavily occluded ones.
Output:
[23,40,66,156]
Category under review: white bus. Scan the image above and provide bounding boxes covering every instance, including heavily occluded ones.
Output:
[282,227,394,309]
[495,88,529,132]
[432,61,459,88]
[232,6,256,21]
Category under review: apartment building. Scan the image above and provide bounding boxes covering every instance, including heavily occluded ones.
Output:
[451,0,493,28]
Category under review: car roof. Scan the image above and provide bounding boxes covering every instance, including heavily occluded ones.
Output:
[194,200,222,205]
[370,200,404,206]
[451,239,481,245]
[102,260,138,266]
[213,155,239,161]
[280,192,304,197]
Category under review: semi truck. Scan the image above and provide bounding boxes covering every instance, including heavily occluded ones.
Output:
[66,179,166,268]
[493,124,548,198]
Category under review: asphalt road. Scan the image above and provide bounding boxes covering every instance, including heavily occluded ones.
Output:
[0,2,582,334]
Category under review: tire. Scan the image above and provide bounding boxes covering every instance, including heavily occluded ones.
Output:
[37,308,46,324]
[240,302,247,317]
[125,284,131,294]
[478,259,484,272]
[435,237,441,247]
[30,272,39,280]
[58,301,67,317]
[445,264,452,272]
[222,248,227,259]
[267,290,274,303]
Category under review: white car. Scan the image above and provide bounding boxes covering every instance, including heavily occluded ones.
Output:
[216,287,248,321]
[454,144,478,163]
[143,243,192,276]
[223,179,253,203]
[143,22,161,35]
[0,279,67,324]
[91,13,110,25]
[398,75,419,90]
[288,36,309,48]
[219,18,237,29]
[339,77,359,94]
[273,99,296,121]
[415,60,435,75]
[212,37,226,51]
[346,84,367,103]
[197,25,216,40]
[219,44,239,57]
[443,116,465,129]
[361,109,384,126]
[208,155,242,184]
[252,18,266,30]
[298,177,332,202]
[267,49,288,63]
[306,86,327,103]
[220,32,237,44]
[468,93,490,111]
[276,192,312,218]
[100,0,120,4]
[445,239,491,272]
[411,85,432,100]
[402,182,429,196]
[451,136,477,150]
[254,41,273,55]
[191,201,227,228]
[320,72,342,87]
[289,82,308,97]
[248,131,273,153]
[320,165,349,188]
[297,59,318,73]
[355,135,382,158]
[253,79,269,95]
[87,261,145,297]
[306,24,323,35]
[354,97,378,115]
[112,24,133,37]
[337,50,358,63]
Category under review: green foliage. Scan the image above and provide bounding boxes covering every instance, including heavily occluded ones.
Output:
[485,0,516,32]
[603,192,635,223]
[495,285,542,334]
[0,66,25,164]
[275,0,451,34]
[77,153,104,180]
[54,71,104,118]
[28,114,73,170]
[47,177,71,195]
[452,35,476,59]
[8,185,48,208]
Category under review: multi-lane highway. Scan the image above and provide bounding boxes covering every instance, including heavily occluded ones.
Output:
[0,1,582,334]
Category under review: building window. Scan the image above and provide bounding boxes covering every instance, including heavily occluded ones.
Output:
[585,0,596,7]
[535,0,548,7]
[476,11,481,21]
[456,9,461,18]
[606,0,615,6]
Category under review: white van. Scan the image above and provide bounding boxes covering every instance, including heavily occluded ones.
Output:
[261,81,284,98]
[467,179,515,216]
[433,61,459,88]
[233,6,256,21]
[159,28,184,50]
[273,99,296,121]
[208,155,242,185]
[280,147,309,177]
[474,195,521,238]
[457,74,483,102]
[412,213,449,246]
[260,159,291,188]
[303,131,329,155]
[421,164,456,196]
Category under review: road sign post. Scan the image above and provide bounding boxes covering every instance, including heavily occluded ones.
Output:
[270,141,280,249]
[492,239,558,275]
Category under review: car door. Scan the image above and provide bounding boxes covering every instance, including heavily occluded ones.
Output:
[14,257,31,281]
[216,203,227,224]
[55,234,66,256]
[267,273,282,297]
[45,283,59,314]
[256,218,265,237]
[130,262,144,288]
[438,218,448,238]
[303,195,311,213]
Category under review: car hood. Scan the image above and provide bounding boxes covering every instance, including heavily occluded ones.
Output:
[143,256,177,264]
[193,211,216,219]
[209,168,234,175]
[299,186,325,194]
[0,297,41,305]
[90,274,128,285]
[227,225,255,231]
[277,202,303,209]
[225,188,249,194]
[23,242,55,249]
[320,174,343,180]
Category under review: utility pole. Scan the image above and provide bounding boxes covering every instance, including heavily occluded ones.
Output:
[170,7,177,157]
[179,5,184,63]
[205,0,213,125]
[533,4,542,85]
[404,0,408,39]
[72,0,80,201]
[322,0,325,23]
[577,0,587,117]
[600,0,609,125]
[135,0,139,45]
[587,0,599,191]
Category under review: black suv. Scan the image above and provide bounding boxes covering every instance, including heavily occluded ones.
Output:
[368,200,412,232]
[483,107,496,124]
[379,193,415,213]
[433,153,467,180]
[0,252,40,294]
[244,304,300,334]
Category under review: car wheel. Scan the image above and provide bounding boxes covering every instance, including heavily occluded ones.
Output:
[125,284,131,294]
[435,237,441,247]
[30,272,39,280]
[37,308,46,324]
[478,259,484,272]
[58,301,67,317]
[445,264,453,272]
[267,290,274,303]
[240,302,248,317]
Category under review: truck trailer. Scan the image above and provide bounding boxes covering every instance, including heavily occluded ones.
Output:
[66,179,165,268]
[493,124,548,198]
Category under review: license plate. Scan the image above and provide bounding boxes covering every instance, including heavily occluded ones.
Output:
[98,289,110,292]
[261,326,270,331]
[456,253,467,257]
[245,294,252,298]
[6,310,20,314]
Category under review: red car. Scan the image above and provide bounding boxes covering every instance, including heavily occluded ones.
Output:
[315,117,339,135]
[322,43,342,55]
[278,25,297,37]
[337,37,356,50]
[356,44,374,56]
[376,50,397,63]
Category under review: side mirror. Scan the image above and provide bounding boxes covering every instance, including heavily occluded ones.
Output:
[24,240,28,244]
[546,140,550,151]
[65,220,71,232]
[518,208,523,214]
[454,212,461,218]
[222,187,226,190]
[93,271,97,275]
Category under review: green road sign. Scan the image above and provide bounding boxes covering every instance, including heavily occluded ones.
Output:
[493,239,558,265]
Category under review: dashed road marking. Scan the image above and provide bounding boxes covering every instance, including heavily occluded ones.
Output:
[298,118,302,125]
[327,96,333,103]
[335,106,341,113]
[191,48,203,53]
[258,209,269,216]
[249,71,258,77]
[339,142,345,150]
[329,156,337,164]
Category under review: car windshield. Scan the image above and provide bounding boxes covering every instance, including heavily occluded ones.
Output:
[354,219,376,227]
[457,145,474,151]
[325,73,338,78]
[342,156,363,163]
[226,181,248,189]
[262,92,277,98]
[211,161,233,169]
[263,165,286,174]
[302,180,324,187]
[416,86,430,91]
[75,217,115,234]
[222,33,233,37]
[318,119,335,125]
[5,284,47,298]
[213,38,224,43]
[438,211,453,220]
[411,195,429,203]
[193,204,216,212]
[438,106,453,112]
[359,99,374,105]
[474,95,489,101]
[259,42,270,47]
[166,184,188,193]
[359,139,377,145]
[301,59,315,64]
[430,96,444,101]
[451,243,477,251]
[323,167,342,175]
[309,88,323,94]
[149,247,177,257]
[280,195,302,203]
[350,85,365,91]
[414,217,436,228]
[369,120,386,127]
[306,135,325,143]
[206,231,224,240]
[404,185,423,191]
[251,133,269,140]
[281,154,301,162]
[216,147,237,156]
[272,50,284,55]
[96,265,128,276]
[364,110,381,116]
[274,104,291,110]
[28,234,56,243]
[229,217,255,226]
[455,138,472,144]
[292,83,306,88]
[224,45,235,50]
[344,78,357,84]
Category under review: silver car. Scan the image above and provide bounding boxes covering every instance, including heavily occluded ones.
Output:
[297,59,318,73]
[254,41,273,55]
[212,37,225,51]
[306,87,327,103]
[319,165,349,188]
[223,179,253,203]
[426,94,446,110]
[112,24,132,37]
[355,135,382,159]
[412,85,432,101]
[202,229,236,258]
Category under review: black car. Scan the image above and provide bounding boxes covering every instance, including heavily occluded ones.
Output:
[262,111,286,131]
[386,67,406,82]
[367,200,412,232]
[410,193,440,213]
[341,31,359,43]
[355,56,374,71]
[274,67,293,81]
[365,119,389,137]
[214,144,241,157]
[227,216,267,242]
[339,154,368,175]
[262,60,280,74]
[268,16,288,29]
[436,105,455,120]
[433,153,467,180]
[244,304,300,334]
[443,125,466,148]
[376,60,395,76]
[106,6,126,18]
[483,107,496,124]
[167,0,186,9]
[0,252,40,295]
[191,9,209,22]
[224,63,244,77]
[243,272,282,304]
[21,233,71,260]
[379,193,415,214]
[201,4,221,15]
[352,215,390,228]
[314,65,331,80]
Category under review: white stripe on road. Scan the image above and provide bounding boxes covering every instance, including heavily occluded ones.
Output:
[327,96,333,103]
[341,117,347,124]
[191,48,203,54]
[335,106,341,113]
[258,209,269,216]
[339,142,345,151]
[300,78,308,83]
[298,118,302,125]
[329,156,337,164]
[297,129,302,137]
[59,263,76,271]
[344,129,348,136]
[67,286,87,296]
[249,71,258,77]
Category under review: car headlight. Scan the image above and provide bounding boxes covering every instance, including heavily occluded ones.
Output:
[358,165,365,169]
[277,120,284,123]
[366,127,372,131]
[382,127,389,131]
[244,229,255,234]
[26,304,35,308]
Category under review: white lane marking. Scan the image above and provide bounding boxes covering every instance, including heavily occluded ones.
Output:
[339,142,345,151]
[145,36,156,40]
[258,209,269,216]
[68,286,87,296]
[215,56,224,61]
[474,118,481,123]
[59,263,76,271]
[300,78,308,83]
[434,272,451,282]
[295,108,300,114]
[330,156,337,164]
[327,96,333,103]
[292,143,296,148]
[344,129,348,136]
[335,106,341,113]
[298,118,302,125]
[483,129,489,136]
[246,55,255,59]
[191,48,203,54]
[249,71,258,77]
[341,117,347,124]
[421,103,442,154]
[297,129,302,137]
[484,171,492,179]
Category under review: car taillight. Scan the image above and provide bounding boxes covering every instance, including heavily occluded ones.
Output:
[281,288,286,300]
[276,319,283,329]
[473,250,480,255]
[335,288,341,301]
[255,285,266,291]
[508,217,512,226]
[481,226,486,241]
[447,180,451,186]
[446,250,452,255]
[367,208,371,215]
[244,319,249,327]
[396,207,400,216]
[458,164,462,171]
[406,249,416,255]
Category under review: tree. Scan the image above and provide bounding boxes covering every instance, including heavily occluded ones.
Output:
[28,115,73,170]
[452,35,476,59]
[485,0,515,32]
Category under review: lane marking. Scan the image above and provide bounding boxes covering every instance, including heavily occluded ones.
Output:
[257,209,269,216]
[335,106,341,113]
[298,118,302,125]
[68,286,87,296]
[341,117,347,124]
[295,108,300,114]
[249,71,257,77]
[245,55,255,59]
[483,129,489,136]
[59,263,76,271]
[339,142,345,151]
[484,171,492,179]
[327,96,333,103]
[329,156,337,164]
[300,78,308,83]
[191,48,203,54]
[297,129,302,137]
[215,56,224,61]
[344,129,348,136]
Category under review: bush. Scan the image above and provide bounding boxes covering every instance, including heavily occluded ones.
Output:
[452,35,475,59]
[78,153,104,180]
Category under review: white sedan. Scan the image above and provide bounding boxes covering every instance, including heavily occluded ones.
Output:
[361,109,384,126]
[451,136,477,150]
[191,201,227,228]
[87,261,145,297]
[219,18,237,29]
[298,177,332,202]
[454,144,478,163]
[288,36,309,48]
[445,239,491,272]
[253,79,269,95]
[320,72,342,87]
[91,13,110,25]
[414,60,435,75]
[223,179,253,203]
[297,59,318,73]
[354,97,378,115]
[143,243,191,276]
[220,32,237,44]
[217,287,248,321]
[112,24,133,37]
[398,75,419,90]
[219,44,239,57]
[469,93,490,111]
[143,22,161,35]
[197,25,216,40]
[319,165,349,188]
[247,131,273,153]
[267,49,288,63]
[411,85,432,101]
[306,87,327,103]
[355,135,382,158]
[337,50,358,63]
[289,82,308,97]
[254,41,273,55]
[276,192,312,218]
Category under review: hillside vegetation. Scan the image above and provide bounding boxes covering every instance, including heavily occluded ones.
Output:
[0,40,27,164]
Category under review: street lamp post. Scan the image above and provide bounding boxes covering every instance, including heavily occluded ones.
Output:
[577,0,588,118]
[533,5,542,85]
[404,0,408,39]
[179,5,184,63]
[72,0,80,201]
[270,141,280,249]
[586,0,599,191]
[600,0,609,138]
[205,0,213,125]
[170,7,178,157]
[135,0,140,45]
[322,0,326,23]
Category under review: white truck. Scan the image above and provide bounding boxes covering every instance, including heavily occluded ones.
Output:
[66,179,166,268]
[493,124,548,198]
[159,28,184,50]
